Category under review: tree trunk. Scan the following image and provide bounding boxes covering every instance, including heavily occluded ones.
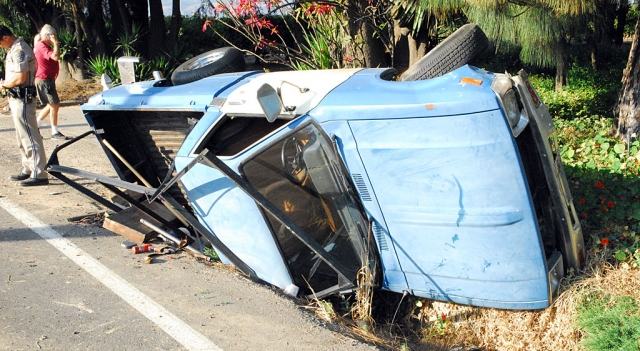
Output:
[128,0,149,58]
[148,0,167,57]
[109,0,129,38]
[70,2,85,80]
[169,0,182,47]
[86,0,109,56]
[614,17,640,138]
[614,0,630,45]
[344,0,388,68]
[555,37,568,91]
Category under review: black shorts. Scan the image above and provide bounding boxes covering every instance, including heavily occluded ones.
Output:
[35,79,60,105]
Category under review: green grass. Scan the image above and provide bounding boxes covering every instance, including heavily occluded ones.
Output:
[575,292,640,351]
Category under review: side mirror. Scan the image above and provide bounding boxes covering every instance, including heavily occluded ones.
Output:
[257,84,282,123]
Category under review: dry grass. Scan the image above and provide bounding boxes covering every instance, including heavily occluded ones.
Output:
[300,242,640,350]
[405,245,640,351]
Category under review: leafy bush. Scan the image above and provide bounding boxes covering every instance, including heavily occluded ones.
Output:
[58,28,78,61]
[85,54,120,84]
[531,61,622,120]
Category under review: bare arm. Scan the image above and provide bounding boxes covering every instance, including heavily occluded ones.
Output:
[1,71,27,88]
[49,34,60,61]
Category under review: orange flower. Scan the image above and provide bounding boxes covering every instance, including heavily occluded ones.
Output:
[600,238,610,246]
[608,202,615,208]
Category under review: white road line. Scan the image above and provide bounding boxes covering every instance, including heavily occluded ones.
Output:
[0,198,223,351]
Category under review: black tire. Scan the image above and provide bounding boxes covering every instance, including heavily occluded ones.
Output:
[399,23,489,82]
[171,47,246,85]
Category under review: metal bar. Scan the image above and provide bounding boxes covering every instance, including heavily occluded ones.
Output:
[45,130,95,169]
[101,139,190,228]
[48,165,156,195]
[199,149,355,284]
[48,171,123,212]
[97,182,182,235]
[150,153,205,202]
[159,194,256,278]
[46,156,256,278]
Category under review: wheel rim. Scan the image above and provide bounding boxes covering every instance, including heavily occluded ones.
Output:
[183,52,226,71]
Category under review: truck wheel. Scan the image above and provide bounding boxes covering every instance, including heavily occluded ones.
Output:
[171,47,246,85]
[399,23,488,82]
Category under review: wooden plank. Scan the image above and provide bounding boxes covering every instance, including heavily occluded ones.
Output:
[102,202,177,244]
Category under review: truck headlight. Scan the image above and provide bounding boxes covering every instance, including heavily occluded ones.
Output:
[491,74,528,136]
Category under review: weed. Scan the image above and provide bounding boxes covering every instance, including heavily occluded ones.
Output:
[203,247,219,261]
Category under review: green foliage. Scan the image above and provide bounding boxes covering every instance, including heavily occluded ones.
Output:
[203,247,219,261]
[85,55,120,85]
[531,45,626,120]
[554,115,640,268]
[114,23,144,56]
[533,43,640,268]
[57,28,78,62]
[291,4,360,70]
[139,55,173,81]
[624,4,638,38]
[575,291,640,351]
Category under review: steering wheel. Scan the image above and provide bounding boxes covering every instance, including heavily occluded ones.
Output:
[281,137,307,183]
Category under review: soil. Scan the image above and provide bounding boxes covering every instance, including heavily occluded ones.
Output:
[56,78,104,103]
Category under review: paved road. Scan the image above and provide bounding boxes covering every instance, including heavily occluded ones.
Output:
[0,105,381,351]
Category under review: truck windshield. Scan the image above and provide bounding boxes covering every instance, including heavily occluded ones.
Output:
[241,122,369,296]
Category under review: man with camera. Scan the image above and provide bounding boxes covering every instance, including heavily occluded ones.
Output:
[0,24,48,186]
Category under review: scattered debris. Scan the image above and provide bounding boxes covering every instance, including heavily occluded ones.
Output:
[68,212,105,228]
[120,240,137,249]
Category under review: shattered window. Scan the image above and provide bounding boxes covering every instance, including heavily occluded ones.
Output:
[241,123,367,296]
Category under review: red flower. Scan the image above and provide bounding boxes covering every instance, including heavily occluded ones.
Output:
[601,198,606,204]
[583,212,588,218]
[600,238,610,246]
[602,206,608,212]
[578,198,586,205]
[202,19,213,32]
[608,202,615,208]
[441,313,447,320]
[605,229,611,233]
[622,234,628,239]
[595,181,602,188]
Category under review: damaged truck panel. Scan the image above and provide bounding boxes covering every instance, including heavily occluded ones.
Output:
[73,24,584,310]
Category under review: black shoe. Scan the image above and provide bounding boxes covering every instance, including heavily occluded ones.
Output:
[9,172,30,181]
[51,132,71,140]
[19,178,49,187]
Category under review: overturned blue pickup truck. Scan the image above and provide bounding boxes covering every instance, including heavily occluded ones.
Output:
[48,24,584,310]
